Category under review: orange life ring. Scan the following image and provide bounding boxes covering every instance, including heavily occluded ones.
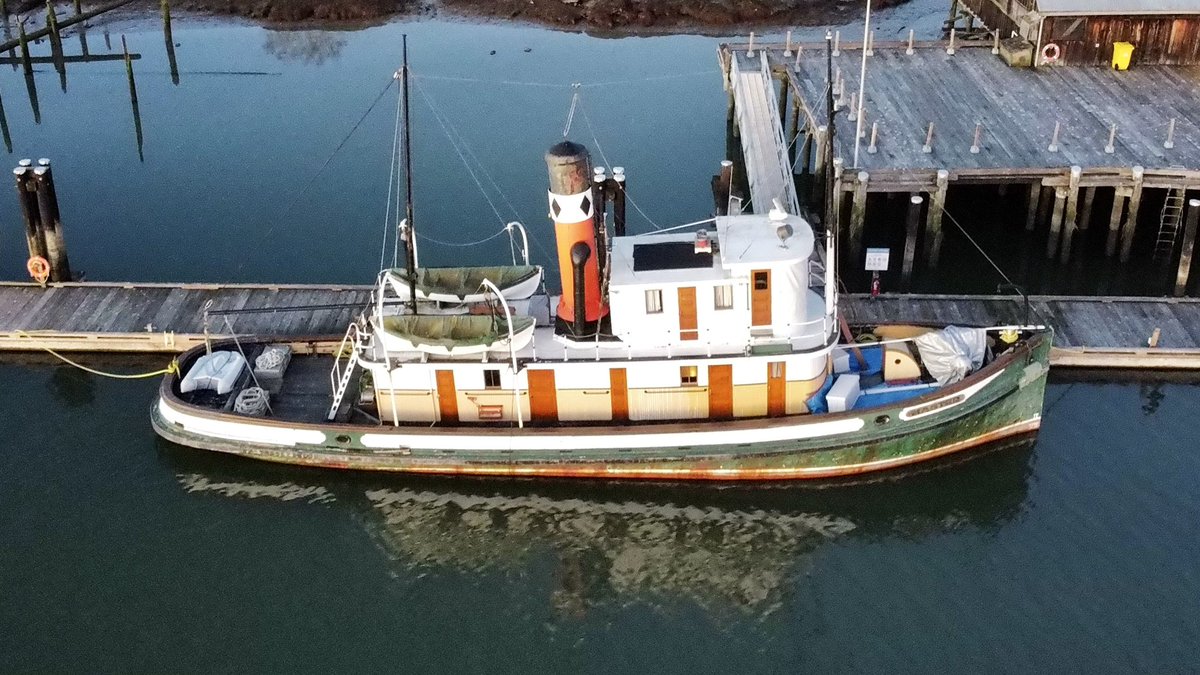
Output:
[26,256,50,284]
[1041,42,1061,63]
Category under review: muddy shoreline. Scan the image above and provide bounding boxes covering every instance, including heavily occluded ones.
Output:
[58,0,903,32]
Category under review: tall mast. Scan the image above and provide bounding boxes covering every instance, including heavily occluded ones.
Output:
[824,31,838,324]
[401,34,418,314]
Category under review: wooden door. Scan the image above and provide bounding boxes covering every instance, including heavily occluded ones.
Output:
[767,361,786,416]
[751,270,771,327]
[435,370,458,423]
[610,368,629,422]
[677,287,698,341]
[708,364,733,419]
[528,370,558,422]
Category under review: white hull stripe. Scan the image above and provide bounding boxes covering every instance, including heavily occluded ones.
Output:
[159,363,1006,453]
[158,399,326,446]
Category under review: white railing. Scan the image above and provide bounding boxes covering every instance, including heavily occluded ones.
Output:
[327,321,363,421]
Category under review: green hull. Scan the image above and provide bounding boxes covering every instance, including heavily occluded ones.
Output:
[152,332,1051,481]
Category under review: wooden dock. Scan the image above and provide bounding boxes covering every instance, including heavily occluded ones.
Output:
[3,282,1200,369]
[0,282,371,353]
[719,41,1200,294]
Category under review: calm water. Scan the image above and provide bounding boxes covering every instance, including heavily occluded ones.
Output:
[1,7,1199,673]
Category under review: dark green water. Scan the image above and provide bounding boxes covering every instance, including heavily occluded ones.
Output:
[1,9,1199,673]
[3,366,1200,672]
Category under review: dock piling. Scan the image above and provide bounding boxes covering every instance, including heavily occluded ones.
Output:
[812,125,828,204]
[33,159,71,282]
[992,30,1000,55]
[1025,183,1040,231]
[906,29,915,55]
[1120,166,1145,263]
[1048,121,1060,152]
[1165,118,1176,149]
[611,166,626,236]
[831,157,845,234]
[784,30,792,56]
[1047,187,1067,259]
[849,171,869,265]
[947,29,956,55]
[1079,186,1096,231]
[970,121,982,154]
[1105,124,1116,154]
[925,170,949,265]
[1175,198,1200,296]
[922,122,934,154]
[902,194,924,288]
[13,161,46,262]
[867,122,878,154]
[746,32,755,57]
[833,31,840,56]
[1106,187,1129,257]
[1059,166,1082,262]
[713,160,733,216]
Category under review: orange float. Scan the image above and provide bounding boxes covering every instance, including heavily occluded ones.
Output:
[26,256,50,284]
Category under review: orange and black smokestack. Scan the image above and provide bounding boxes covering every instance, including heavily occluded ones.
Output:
[546,141,607,334]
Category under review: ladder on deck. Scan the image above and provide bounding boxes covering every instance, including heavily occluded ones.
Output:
[327,322,363,421]
[1155,188,1187,260]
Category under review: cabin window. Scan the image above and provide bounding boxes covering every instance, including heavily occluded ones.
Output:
[484,369,501,389]
[769,362,784,378]
[680,366,699,386]
[714,285,734,310]
[753,271,769,290]
[645,289,663,314]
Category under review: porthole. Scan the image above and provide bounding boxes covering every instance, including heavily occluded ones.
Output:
[334,434,352,445]
[875,414,891,425]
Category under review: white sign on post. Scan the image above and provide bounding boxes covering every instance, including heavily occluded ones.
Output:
[864,247,891,272]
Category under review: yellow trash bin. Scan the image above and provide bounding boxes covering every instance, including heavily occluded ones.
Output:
[1112,41,1135,70]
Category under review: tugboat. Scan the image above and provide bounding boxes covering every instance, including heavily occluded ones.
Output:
[151,48,1051,481]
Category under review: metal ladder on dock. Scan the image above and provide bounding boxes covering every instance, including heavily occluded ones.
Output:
[327,322,363,421]
[1155,188,1187,260]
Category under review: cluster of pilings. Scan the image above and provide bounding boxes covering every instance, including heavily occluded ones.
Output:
[14,158,70,282]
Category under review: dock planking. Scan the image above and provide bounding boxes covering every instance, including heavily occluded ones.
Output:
[767,43,1200,186]
[0,282,372,353]
[3,282,1200,368]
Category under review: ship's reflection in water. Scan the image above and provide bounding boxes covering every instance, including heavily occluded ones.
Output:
[168,437,1034,619]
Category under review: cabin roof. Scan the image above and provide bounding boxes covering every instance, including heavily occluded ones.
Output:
[609,214,814,287]
[715,213,814,269]
[1037,0,1200,15]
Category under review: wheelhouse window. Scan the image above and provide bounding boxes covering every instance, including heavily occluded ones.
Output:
[753,271,769,290]
[484,369,501,389]
[645,289,663,314]
[680,365,699,386]
[714,284,734,310]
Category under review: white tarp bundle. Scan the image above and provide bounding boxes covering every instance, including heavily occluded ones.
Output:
[913,326,987,386]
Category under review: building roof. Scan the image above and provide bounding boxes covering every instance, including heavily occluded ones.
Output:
[1038,0,1200,15]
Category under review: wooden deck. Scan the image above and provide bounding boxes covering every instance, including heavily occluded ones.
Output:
[774,42,1200,189]
[3,281,1200,368]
